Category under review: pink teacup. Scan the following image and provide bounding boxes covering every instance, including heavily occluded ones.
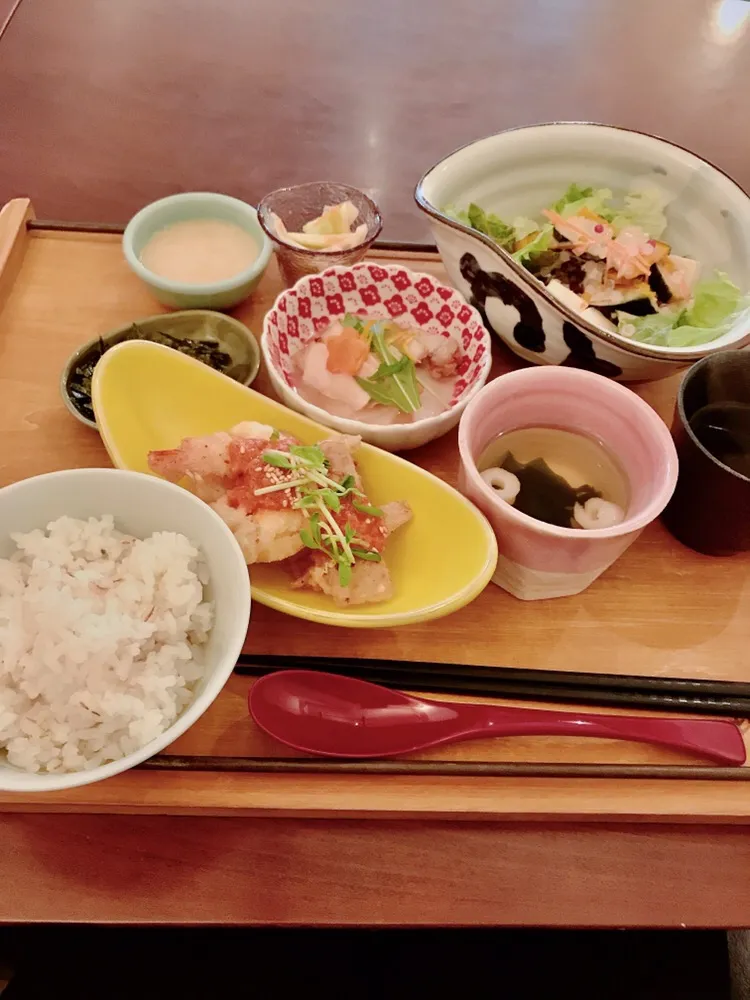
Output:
[458,367,678,600]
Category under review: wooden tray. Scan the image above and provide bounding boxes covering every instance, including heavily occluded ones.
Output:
[2,198,750,822]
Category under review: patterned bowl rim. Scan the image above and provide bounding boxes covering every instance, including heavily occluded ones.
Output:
[414,121,750,362]
[261,261,494,428]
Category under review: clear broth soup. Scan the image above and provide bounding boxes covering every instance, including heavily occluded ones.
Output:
[477,426,630,529]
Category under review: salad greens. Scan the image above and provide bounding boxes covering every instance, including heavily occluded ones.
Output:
[445,182,748,348]
[618,272,746,347]
[446,203,516,250]
[552,184,614,220]
[355,322,421,413]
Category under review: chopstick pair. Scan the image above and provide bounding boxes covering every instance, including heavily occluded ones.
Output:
[234,654,750,718]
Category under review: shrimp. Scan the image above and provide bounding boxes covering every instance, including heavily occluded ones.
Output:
[400,329,460,379]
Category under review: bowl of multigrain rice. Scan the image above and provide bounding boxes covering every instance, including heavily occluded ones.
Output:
[0,467,251,792]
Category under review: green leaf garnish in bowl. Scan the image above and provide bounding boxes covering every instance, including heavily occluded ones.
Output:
[61,309,260,429]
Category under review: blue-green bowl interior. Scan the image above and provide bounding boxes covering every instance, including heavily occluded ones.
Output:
[123,193,272,294]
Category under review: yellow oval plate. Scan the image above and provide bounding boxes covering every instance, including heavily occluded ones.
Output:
[92,341,498,628]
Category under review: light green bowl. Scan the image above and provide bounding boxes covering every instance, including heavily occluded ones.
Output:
[122,192,272,310]
[61,309,261,429]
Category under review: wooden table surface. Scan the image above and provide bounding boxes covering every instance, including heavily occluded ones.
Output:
[2,0,750,926]
[1,0,750,240]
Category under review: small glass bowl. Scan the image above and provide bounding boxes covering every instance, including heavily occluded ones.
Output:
[257,181,382,286]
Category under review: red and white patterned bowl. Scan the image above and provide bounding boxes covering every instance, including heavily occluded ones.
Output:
[260,262,492,451]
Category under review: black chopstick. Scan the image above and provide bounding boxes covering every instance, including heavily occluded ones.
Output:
[234,654,750,717]
[143,754,750,780]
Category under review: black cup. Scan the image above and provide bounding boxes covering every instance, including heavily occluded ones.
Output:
[662,351,750,555]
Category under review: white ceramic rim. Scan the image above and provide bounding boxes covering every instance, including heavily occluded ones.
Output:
[0,467,252,792]
[260,262,494,439]
[415,122,750,362]
[122,192,273,295]
[458,365,679,540]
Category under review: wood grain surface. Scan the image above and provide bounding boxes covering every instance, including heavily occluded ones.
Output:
[0,217,749,832]
[1,0,749,240]
[2,0,750,926]
[0,224,746,686]
[3,813,750,927]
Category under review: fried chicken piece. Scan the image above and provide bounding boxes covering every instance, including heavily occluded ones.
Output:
[318,434,363,485]
[288,495,413,606]
[291,555,395,606]
[148,422,306,563]
[210,499,307,564]
[148,426,412,599]
[381,501,412,534]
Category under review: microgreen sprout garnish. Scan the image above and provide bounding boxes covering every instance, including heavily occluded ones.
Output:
[352,498,383,516]
[253,443,383,585]
[343,313,365,334]
[355,322,421,414]
[269,428,280,442]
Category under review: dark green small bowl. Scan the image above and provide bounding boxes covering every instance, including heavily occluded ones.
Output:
[61,310,261,429]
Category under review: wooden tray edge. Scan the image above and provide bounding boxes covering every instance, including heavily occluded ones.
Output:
[4,767,750,822]
[0,197,34,309]
[26,216,438,254]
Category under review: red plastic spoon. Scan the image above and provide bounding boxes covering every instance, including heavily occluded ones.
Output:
[248,670,746,765]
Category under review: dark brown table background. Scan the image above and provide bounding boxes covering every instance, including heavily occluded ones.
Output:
[1,0,749,239]
[2,0,750,927]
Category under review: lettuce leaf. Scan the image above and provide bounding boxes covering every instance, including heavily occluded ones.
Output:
[618,272,748,347]
[681,272,744,329]
[466,203,516,248]
[444,202,515,249]
[512,216,541,239]
[552,183,615,221]
[443,204,470,226]
[610,186,669,239]
[615,310,680,346]
[512,224,554,263]
[552,183,594,212]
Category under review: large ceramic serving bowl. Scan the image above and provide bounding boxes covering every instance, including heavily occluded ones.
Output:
[261,262,492,451]
[416,123,750,382]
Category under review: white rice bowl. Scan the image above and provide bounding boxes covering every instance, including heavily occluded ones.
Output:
[0,469,251,793]
[1,515,213,773]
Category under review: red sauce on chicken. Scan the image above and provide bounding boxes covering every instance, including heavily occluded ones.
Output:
[336,497,388,553]
[223,436,301,514]
[213,435,385,552]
